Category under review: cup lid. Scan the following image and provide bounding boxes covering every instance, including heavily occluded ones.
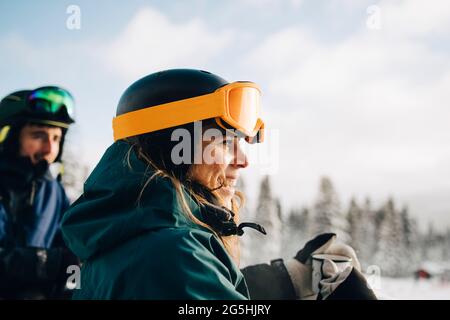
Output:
[312,253,352,262]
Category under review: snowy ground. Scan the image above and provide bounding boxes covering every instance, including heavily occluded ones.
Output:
[373,277,450,300]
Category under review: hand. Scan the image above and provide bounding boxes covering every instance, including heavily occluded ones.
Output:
[285,233,365,299]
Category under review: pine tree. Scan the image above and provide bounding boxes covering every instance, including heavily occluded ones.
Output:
[358,198,377,269]
[373,198,406,277]
[312,176,349,242]
[61,145,90,202]
[281,207,310,259]
[347,198,362,253]
[236,177,253,267]
[400,206,421,273]
[443,228,450,261]
[249,175,282,265]
[423,222,443,262]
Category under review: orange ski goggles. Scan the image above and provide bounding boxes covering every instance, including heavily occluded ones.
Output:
[112,81,264,143]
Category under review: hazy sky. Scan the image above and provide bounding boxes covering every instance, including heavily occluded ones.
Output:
[1,0,449,230]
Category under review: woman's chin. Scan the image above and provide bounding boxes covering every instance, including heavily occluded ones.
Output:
[218,186,234,207]
[222,185,235,196]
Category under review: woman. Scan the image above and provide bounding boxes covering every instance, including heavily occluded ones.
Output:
[61,69,376,300]
[61,69,266,299]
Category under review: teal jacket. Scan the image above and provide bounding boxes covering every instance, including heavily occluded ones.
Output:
[61,141,249,299]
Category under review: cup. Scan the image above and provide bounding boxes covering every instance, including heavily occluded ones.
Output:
[311,253,352,294]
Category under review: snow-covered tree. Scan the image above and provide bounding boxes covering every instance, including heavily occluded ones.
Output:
[400,206,421,272]
[237,177,256,267]
[247,175,282,265]
[443,228,450,261]
[281,207,310,259]
[61,145,90,203]
[422,222,450,263]
[347,198,361,251]
[373,198,406,277]
[312,176,349,242]
[357,198,377,269]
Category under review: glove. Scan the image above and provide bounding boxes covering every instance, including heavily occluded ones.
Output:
[1,247,79,283]
[285,233,375,300]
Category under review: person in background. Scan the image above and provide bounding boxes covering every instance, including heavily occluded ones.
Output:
[0,86,79,299]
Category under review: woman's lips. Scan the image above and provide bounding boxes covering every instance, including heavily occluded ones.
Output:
[226,176,238,187]
[221,179,237,195]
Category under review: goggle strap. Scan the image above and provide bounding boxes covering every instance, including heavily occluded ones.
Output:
[113,93,224,141]
[29,119,70,129]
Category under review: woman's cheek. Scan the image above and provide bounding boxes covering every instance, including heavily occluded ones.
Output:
[223,149,234,165]
[211,146,227,165]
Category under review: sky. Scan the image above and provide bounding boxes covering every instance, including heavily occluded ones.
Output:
[1,0,449,231]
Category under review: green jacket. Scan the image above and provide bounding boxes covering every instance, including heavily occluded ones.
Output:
[61,141,249,299]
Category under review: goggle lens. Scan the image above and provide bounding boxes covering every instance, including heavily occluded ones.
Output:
[28,87,74,118]
[228,86,260,135]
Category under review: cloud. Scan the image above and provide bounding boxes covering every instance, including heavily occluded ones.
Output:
[240,0,450,227]
[0,33,100,83]
[380,0,450,38]
[103,7,233,81]
[240,0,303,9]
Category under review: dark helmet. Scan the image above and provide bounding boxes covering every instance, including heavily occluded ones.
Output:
[0,86,76,161]
[0,86,75,127]
[117,69,228,116]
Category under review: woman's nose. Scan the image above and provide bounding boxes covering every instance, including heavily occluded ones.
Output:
[232,141,248,168]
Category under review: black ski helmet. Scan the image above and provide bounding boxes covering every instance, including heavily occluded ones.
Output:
[116,69,229,117]
[0,86,75,162]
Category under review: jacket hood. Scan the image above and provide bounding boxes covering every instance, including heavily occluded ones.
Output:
[61,141,204,260]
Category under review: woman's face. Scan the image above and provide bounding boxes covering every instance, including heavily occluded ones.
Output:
[188,132,248,209]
